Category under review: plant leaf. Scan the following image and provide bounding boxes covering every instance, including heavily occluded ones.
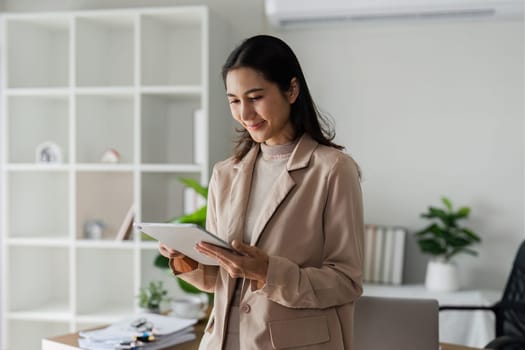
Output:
[417,238,447,255]
[428,207,448,220]
[461,228,481,242]
[154,254,170,269]
[414,223,438,236]
[455,207,470,219]
[442,197,452,211]
[178,177,208,198]
[169,206,207,227]
[177,278,203,294]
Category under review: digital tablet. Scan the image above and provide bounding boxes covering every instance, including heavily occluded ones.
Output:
[135,222,233,266]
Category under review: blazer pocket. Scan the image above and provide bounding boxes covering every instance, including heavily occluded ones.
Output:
[268,316,330,349]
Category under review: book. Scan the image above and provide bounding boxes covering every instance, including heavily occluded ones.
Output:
[381,226,395,284]
[372,226,385,283]
[363,225,375,282]
[391,227,407,285]
[115,204,134,241]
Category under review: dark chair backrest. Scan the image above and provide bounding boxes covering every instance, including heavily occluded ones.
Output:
[496,240,525,338]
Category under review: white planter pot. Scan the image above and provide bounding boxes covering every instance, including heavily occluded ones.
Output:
[425,259,459,292]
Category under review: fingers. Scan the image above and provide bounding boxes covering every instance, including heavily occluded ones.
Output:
[195,242,234,260]
[195,242,244,277]
[196,241,268,281]
[158,242,184,259]
[231,240,256,257]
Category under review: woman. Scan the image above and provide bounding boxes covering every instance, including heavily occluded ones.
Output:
[159,34,364,350]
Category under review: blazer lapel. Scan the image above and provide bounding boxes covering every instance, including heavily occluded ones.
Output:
[249,171,295,246]
[226,145,260,244]
[250,134,319,246]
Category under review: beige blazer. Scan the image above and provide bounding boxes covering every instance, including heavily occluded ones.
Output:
[173,134,364,350]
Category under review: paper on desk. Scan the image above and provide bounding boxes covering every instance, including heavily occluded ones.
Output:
[79,313,198,342]
[78,327,196,350]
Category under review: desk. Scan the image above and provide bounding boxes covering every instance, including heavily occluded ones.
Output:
[364,284,501,348]
[43,321,489,350]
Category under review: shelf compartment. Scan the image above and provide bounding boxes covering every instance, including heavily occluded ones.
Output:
[5,17,70,88]
[76,94,134,163]
[141,93,202,164]
[6,237,70,247]
[75,240,135,249]
[7,246,70,314]
[7,95,69,164]
[76,248,135,317]
[140,171,200,224]
[140,10,203,86]
[8,320,70,350]
[7,301,71,321]
[140,248,184,301]
[76,171,133,240]
[7,171,69,238]
[75,15,135,87]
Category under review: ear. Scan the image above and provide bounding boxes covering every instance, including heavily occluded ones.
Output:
[287,77,299,104]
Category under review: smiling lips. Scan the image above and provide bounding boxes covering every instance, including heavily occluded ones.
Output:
[245,120,266,130]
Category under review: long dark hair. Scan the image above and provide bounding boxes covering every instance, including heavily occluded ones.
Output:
[222,35,343,161]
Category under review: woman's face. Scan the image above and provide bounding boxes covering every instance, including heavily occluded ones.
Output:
[226,67,298,145]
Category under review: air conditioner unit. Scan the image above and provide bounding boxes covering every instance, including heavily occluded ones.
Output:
[265,0,523,27]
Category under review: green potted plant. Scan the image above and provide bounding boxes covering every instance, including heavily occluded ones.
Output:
[154,178,214,305]
[415,196,481,291]
[137,280,171,313]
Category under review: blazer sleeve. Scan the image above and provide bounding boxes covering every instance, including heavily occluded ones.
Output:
[254,155,364,308]
[169,167,220,293]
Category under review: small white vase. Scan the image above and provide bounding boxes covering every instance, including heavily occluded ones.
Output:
[425,259,459,292]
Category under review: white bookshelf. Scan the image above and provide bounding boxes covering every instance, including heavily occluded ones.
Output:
[0,6,230,350]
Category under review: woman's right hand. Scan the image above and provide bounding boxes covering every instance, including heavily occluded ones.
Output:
[158,242,185,259]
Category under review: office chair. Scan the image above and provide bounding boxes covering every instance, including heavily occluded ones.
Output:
[353,296,439,350]
[439,240,525,350]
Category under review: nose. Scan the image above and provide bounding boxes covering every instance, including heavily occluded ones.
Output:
[240,101,255,121]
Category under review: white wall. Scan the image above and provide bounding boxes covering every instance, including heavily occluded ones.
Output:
[1,0,523,290]
[275,19,524,289]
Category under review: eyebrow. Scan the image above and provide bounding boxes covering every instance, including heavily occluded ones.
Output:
[227,87,265,97]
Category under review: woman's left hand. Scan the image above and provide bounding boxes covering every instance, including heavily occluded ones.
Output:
[195,240,269,283]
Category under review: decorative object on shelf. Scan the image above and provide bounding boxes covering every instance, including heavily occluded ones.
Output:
[115,204,134,241]
[83,219,106,240]
[137,280,171,314]
[171,294,209,319]
[154,177,213,306]
[35,141,63,163]
[415,197,481,292]
[100,148,121,163]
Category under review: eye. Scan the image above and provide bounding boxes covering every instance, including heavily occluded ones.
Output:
[228,98,240,105]
[248,95,262,102]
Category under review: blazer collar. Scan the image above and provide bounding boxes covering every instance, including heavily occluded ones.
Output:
[227,134,318,245]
